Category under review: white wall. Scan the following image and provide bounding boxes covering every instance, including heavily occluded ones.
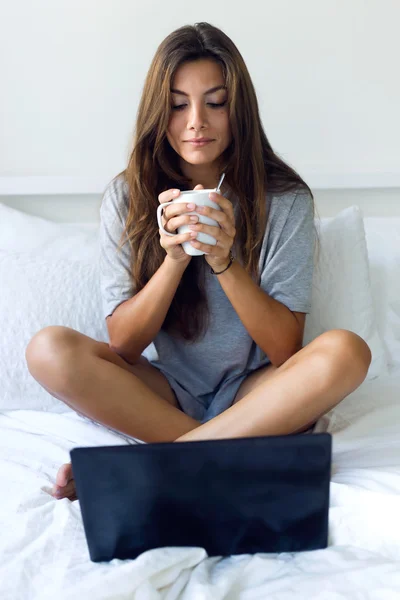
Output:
[1,0,399,215]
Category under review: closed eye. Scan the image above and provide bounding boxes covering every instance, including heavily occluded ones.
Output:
[172,102,227,111]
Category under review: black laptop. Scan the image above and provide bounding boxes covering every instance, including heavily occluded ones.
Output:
[70,433,332,562]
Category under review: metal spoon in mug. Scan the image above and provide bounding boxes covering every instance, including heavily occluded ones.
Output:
[215,172,226,194]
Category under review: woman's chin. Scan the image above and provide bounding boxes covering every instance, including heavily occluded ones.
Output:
[181,153,218,166]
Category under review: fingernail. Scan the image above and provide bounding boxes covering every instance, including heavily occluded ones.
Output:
[187,203,196,209]
[173,190,179,195]
[197,206,204,212]
[189,216,198,222]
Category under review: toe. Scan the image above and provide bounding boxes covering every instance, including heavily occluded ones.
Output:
[55,463,73,487]
[53,479,76,500]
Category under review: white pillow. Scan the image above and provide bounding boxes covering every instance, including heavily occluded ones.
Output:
[0,203,103,411]
[0,251,108,411]
[363,217,400,368]
[0,201,98,261]
[304,206,389,380]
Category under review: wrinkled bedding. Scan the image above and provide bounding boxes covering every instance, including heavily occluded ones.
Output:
[1,367,400,600]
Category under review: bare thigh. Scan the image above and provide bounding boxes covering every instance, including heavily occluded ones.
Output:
[104,346,180,409]
[232,355,317,433]
[26,326,180,410]
[233,363,279,405]
[232,336,330,405]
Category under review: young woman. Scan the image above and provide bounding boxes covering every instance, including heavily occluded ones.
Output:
[26,22,372,502]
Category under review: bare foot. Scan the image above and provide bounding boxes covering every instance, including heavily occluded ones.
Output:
[51,462,77,501]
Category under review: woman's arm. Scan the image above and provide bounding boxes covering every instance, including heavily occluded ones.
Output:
[100,176,195,365]
[107,255,188,364]
[189,189,314,367]
[215,260,303,367]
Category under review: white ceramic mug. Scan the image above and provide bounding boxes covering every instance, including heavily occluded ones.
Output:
[156,189,221,256]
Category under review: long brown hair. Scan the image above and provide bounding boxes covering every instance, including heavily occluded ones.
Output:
[114,22,317,342]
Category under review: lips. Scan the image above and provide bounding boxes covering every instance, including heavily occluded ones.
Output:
[186,139,214,147]
[185,138,214,143]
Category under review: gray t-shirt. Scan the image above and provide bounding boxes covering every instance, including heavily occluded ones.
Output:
[99,175,315,423]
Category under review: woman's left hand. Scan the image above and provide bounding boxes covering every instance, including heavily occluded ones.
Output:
[189,190,236,271]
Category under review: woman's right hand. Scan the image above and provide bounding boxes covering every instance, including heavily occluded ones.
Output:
[158,185,203,264]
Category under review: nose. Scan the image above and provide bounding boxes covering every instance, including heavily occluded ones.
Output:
[187,102,207,131]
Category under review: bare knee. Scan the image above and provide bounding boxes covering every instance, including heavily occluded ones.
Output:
[313,329,372,380]
[25,326,84,381]
[25,325,141,383]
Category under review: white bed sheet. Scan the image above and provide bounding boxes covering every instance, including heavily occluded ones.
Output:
[1,366,400,600]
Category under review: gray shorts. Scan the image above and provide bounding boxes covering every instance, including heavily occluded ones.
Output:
[160,369,249,424]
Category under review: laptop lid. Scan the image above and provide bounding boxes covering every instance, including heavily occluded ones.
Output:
[70,433,332,562]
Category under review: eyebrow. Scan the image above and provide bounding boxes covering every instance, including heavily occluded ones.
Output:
[170,85,227,96]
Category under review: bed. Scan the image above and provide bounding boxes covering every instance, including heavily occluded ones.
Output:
[0,198,399,600]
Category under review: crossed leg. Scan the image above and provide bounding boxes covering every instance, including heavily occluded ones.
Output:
[174,329,372,442]
[25,326,371,499]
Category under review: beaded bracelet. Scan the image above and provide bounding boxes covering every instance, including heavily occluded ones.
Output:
[210,251,235,275]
